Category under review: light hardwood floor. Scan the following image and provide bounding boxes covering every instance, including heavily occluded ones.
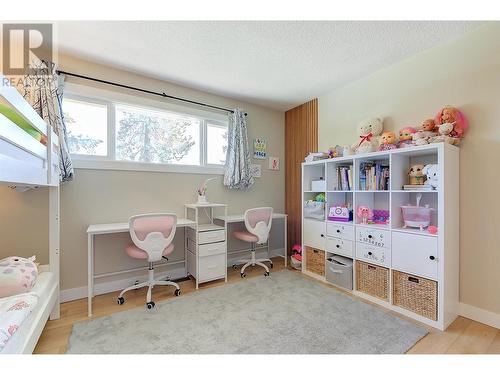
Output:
[34,258,500,354]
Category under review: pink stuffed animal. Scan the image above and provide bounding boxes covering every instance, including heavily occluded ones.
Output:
[357,206,373,225]
[0,256,38,298]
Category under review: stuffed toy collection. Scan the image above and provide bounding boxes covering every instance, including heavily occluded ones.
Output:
[344,106,468,155]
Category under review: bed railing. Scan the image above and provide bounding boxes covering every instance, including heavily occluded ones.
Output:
[0,75,59,186]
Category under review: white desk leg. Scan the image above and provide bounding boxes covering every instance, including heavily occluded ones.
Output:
[284,217,287,268]
[88,233,94,317]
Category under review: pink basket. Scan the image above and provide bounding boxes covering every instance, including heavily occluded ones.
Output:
[401,205,433,230]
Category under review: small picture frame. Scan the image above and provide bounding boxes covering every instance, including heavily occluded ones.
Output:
[268,157,280,171]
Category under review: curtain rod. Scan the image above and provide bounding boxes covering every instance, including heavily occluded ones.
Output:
[55,69,247,116]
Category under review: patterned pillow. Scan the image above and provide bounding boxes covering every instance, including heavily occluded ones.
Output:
[0,256,38,298]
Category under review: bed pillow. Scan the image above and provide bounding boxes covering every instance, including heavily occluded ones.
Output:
[0,256,38,298]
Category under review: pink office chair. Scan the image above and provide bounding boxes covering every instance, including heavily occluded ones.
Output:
[117,213,181,309]
[233,207,273,277]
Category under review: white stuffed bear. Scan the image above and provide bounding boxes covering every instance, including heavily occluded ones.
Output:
[352,118,384,154]
[422,164,439,190]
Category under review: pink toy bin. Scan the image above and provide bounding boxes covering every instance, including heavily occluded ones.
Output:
[401,193,434,231]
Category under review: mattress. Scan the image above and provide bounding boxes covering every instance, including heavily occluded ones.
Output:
[1,270,57,354]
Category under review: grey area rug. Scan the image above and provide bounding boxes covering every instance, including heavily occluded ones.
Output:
[67,270,427,354]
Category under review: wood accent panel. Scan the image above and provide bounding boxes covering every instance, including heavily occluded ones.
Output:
[285,99,318,256]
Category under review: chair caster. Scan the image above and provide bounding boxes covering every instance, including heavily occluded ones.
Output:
[117,297,125,305]
[270,263,274,269]
[174,289,181,296]
[240,272,246,278]
[264,271,270,276]
[146,301,155,309]
[232,264,238,269]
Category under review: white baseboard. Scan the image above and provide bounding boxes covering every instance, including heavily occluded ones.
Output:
[60,266,186,303]
[459,303,500,329]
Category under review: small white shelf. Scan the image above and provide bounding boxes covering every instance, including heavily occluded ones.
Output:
[392,189,438,193]
[355,223,390,230]
[391,227,437,237]
[354,190,389,193]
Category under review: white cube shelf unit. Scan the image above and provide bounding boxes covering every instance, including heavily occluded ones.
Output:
[301,143,459,330]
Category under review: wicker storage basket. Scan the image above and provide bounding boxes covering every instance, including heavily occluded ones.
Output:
[305,247,325,276]
[355,260,389,301]
[393,270,438,321]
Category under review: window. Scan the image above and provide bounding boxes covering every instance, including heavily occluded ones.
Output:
[63,94,228,173]
[64,98,108,156]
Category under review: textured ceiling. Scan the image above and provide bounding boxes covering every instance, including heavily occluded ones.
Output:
[56,21,483,111]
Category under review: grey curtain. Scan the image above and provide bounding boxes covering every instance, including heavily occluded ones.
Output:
[20,61,74,183]
[223,108,254,189]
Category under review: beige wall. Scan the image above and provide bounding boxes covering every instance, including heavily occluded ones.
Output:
[318,23,500,314]
[0,53,285,290]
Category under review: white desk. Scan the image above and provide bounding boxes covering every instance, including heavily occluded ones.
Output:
[86,213,288,317]
[214,213,287,268]
[86,218,195,317]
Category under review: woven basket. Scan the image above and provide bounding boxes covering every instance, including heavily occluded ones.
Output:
[393,270,438,321]
[355,261,389,301]
[305,247,325,276]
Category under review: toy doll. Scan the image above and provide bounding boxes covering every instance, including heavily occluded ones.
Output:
[398,127,416,148]
[434,106,469,143]
[357,205,373,225]
[412,119,437,146]
[378,131,397,151]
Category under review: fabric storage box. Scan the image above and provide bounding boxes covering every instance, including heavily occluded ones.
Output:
[311,178,326,191]
[305,247,325,276]
[304,201,325,220]
[392,270,438,321]
[355,260,389,301]
[325,255,353,290]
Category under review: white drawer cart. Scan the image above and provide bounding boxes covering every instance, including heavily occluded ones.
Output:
[301,143,459,331]
[185,203,228,289]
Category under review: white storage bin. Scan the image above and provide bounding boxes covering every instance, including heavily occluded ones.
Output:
[304,201,325,220]
[311,178,326,191]
[356,226,390,248]
[325,255,353,290]
[356,242,391,267]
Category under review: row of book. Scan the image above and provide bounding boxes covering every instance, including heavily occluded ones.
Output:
[359,162,390,190]
[334,165,353,191]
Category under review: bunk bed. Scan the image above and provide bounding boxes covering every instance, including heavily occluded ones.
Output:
[0,74,60,354]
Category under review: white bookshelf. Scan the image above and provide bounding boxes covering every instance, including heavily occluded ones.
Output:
[301,143,459,330]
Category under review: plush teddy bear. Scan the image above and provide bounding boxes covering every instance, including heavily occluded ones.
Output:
[378,131,398,151]
[422,164,439,190]
[413,119,438,146]
[408,164,426,185]
[429,123,461,145]
[353,118,384,154]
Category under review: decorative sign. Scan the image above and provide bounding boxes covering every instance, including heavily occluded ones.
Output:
[250,164,262,178]
[268,157,280,171]
[253,138,267,159]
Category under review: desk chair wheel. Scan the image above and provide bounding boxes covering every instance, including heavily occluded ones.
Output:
[146,301,155,309]
[270,263,274,269]
[174,289,181,296]
[240,272,246,278]
[232,264,238,269]
[264,271,270,276]
[117,297,125,305]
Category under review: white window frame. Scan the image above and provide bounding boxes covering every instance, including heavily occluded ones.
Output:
[63,84,229,175]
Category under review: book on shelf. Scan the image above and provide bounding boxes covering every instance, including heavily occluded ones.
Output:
[403,184,433,191]
[359,161,389,191]
[335,165,353,191]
